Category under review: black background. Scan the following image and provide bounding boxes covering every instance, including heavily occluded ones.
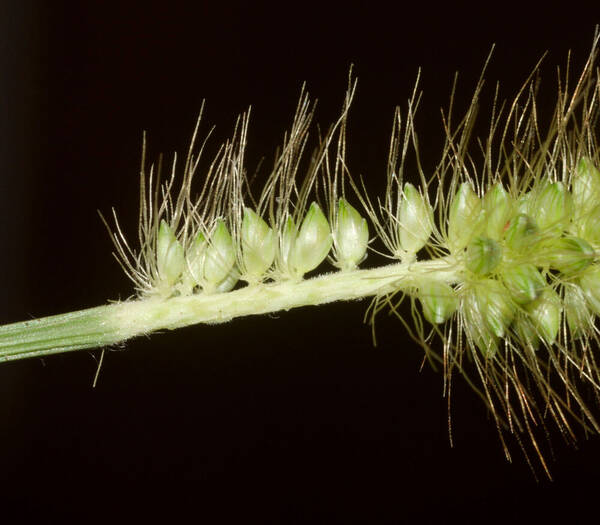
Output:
[1,2,600,523]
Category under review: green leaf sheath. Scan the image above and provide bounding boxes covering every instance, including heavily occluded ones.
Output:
[0,306,125,362]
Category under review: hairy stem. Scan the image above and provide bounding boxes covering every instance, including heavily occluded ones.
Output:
[0,257,459,362]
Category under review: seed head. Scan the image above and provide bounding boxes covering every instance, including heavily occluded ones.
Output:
[374,32,600,474]
[100,31,600,477]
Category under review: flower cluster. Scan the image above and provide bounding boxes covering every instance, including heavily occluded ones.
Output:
[103,34,600,476]
[439,161,600,356]
[105,83,373,299]
[403,50,600,473]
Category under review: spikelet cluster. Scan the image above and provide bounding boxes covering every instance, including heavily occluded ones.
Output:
[381,38,600,474]
[104,80,369,298]
[104,34,600,475]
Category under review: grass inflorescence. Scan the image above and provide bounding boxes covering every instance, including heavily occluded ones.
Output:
[4,31,600,477]
[100,33,600,476]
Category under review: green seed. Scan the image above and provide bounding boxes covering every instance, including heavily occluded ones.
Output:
[534,181,572,232]
[280,216,297,274]
[291,202,332,278]
[447,182,482,252]
[335,198,369,270]
[526,288,561,346]
[579,203,600,244]
[580,264,600,315]
[398,183,433,255]
[502,264,546,305]
[480,280,514,339]
[183,229,208,292]
[241,208,276,283]
[203,220,236,286]
[419,281,458,324]
[503,213,538,252]
[482,183,512,240]
[572,156,600,224]
[544,236,595,275]
[156,220,185,289]
[465,236,503,275]
[464,279,513,357]
[516,190,531,215]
